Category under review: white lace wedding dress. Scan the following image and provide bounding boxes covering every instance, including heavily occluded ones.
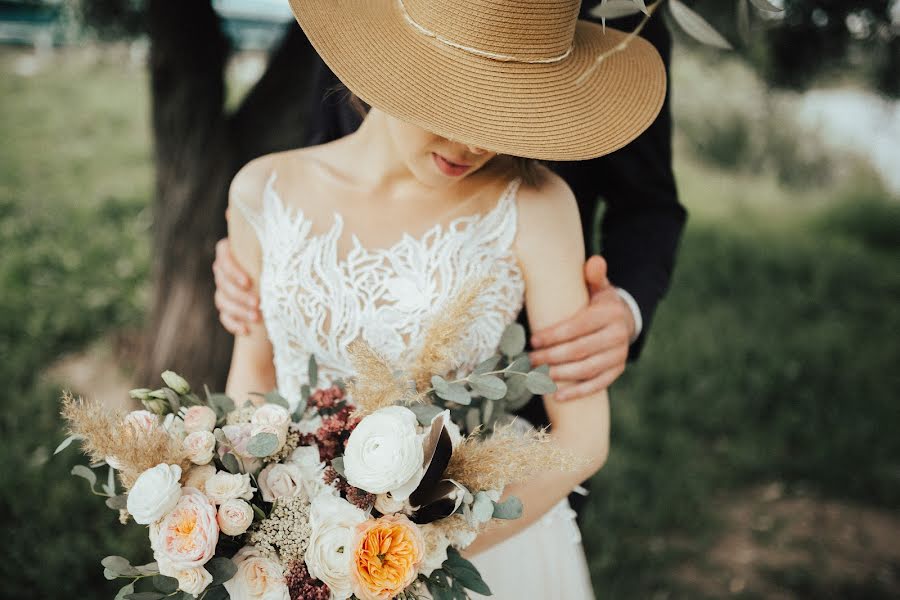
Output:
[237,173,596,599]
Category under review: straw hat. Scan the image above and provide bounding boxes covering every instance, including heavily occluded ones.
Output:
[287,0,667,161]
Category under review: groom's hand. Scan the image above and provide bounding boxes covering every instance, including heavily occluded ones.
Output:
[213,236,260,336]
[529,255,635,401]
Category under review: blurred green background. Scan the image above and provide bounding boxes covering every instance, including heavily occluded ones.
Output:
[2,1,899,598]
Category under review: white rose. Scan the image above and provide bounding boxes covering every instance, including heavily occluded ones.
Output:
[374,493,408,515]
[125,409,159,432]
[289,445,331,499]
[224,546,290,600]
[164,413,186,440]
[305,495,368,600]
[343,406,424,500]
[183,464,217,493]
[159,560,212,598]
[251,404,290,428]
[257,463,305,502]
[419,523,452,577]
[205,471,256,504]
[183,405,217,434]
[127,464,183,524]
[217,498,254,536]
[184,431,216,465]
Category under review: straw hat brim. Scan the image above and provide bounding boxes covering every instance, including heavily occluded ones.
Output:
[288,0,667,161]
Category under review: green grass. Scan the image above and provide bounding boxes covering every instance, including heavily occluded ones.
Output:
[1,45,898,598]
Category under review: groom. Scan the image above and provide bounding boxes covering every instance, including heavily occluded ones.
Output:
[213,10,684,426]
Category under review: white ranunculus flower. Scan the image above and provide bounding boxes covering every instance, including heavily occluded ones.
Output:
[183,405,217,434]
[159,560,213,598]
[419,523,452,577]
[343,406,425,500]
[184,430,216,465]
[127,464,183,525]
[224,546,290,600]
[257,463,305,502]
[305,495,368,600]
[217,498,254,536]
[289,445,332,499]
[205,471,256,505]
[183,464,217,493]
[125,409,159,432]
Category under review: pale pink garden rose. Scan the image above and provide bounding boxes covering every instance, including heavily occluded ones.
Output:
[124,409,159,431]
[184,431,216,465]
[183,405,217,434]
[155,487,219,569]
[205,471,256,505]
[127,464,182,525]
[183,464,217,492]
[252,405,290,447]
[158,559,213,597]
[257,463,305,502]
[217,498,254,536]
[224,546,290,600]
[222,424,254,458]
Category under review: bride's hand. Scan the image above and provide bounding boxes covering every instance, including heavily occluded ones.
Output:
[213,236,261,336]
[528,255,636,401]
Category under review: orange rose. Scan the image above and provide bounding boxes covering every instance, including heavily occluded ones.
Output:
[350,514,425,600]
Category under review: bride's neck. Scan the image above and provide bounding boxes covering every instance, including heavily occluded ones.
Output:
[345,110,422,192]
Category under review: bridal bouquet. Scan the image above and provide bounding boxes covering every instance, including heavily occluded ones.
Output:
[59,283,577,600]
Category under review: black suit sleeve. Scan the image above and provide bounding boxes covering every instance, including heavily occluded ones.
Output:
[554,11,687,360]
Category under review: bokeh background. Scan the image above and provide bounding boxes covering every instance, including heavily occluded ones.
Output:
[2,0,898,598]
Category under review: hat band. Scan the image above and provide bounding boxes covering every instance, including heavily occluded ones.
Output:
[398,0,573,64]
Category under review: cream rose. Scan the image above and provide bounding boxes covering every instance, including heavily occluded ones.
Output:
[155,488,219,569]
[257,463,305,502]
[305,495,368,600]
[159,560,213,598]
[252,405,290,445]
[184,431,216,465]
[289,445,332,500]
[217,498,254,536]
[343,406,424,500]
[224,546,290,600]
[183,464,217,492]
[125,409,159,431]
[183,405,217,434]
[127,464,183,525]
[419,523,452,577]
[164,413,187,440]
[205,471,256,505]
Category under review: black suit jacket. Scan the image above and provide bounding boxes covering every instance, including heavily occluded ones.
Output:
[302,11,686,429]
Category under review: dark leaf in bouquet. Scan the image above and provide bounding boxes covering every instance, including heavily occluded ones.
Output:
[264,391,290,410]
[498,323,526,357]
[221,453,241,474]
[124,593,166,600]
[331,456,346,478]
[464,408,481,434]
[308,355,319,388]
[207,392,236,418]
[525,371,557,395]
[469,375,507,400]
[293,385,310,420]
[491,495,523,519]
[749,0,781,11]
[54,433,81,455]
[114,583,134,600]
[425,570,457,600]
[203,586,231,600]
[207,556,238,585]
[482,398,495,426]
[247,432,279,457]
[507,354,531,374]
[105,494,128,511]
[252,503,267,522]
[503,374,532,410]
[410,403,444,426]
[443,548,492,595]
[152,575,179,593]
[161,387,181,413]
[472,355,501,375]
[71,464,97,488]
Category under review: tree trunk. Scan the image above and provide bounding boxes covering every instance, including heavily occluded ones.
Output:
[139,1,313,391]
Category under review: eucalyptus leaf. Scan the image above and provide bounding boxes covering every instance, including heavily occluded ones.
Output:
[124,593,166,600]
[589,0,644,20]
[503,375,532,410]
[252,503,267,522]
[465,408,481,434]
[264,391,289,409]
[71,464,97,488]
[492,496,524,519]
[104,465,116,496]
[103,567,118,580]
[134,562,160,575]
[54,433,81,455]
[410,403,444,426]
[507,354,531,374]
[482,398,495,426]
[535,363,550,375]
[434,380,471,405]
[114,583,135,600]
[202,586,231,600]
[331,456,346,478]
[471,491,494,524]
[498,323,526,357]
[221,452,241,474]
[293,386,310,420]
[668,0,733,49]
[469,374,507,400]
[206,557,238,585]
[525,371,557,395]
[442,548,492,595]
[213,428,228,446]
[105,494,128,510]
[162,387,181,413]
[207,393,235,417]
[749,0,781,11]
[472,355,501,375]
[101,555,139,577]
[247,432,279,457]
[308,355,318,388]
[152,575,179,593]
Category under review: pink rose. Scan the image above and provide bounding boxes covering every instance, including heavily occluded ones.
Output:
[155,487,219,569]
[183,405,217,434]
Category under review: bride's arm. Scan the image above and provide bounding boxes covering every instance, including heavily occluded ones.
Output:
[224,160,277,404]
[465,172,610,555]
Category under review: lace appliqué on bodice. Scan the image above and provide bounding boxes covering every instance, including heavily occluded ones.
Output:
[237,174,525,411]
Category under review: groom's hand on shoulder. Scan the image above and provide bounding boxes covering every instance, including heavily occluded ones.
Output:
[213,234,261,336]
[529,255,636,401]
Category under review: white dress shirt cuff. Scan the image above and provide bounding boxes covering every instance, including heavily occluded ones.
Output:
[614,287,643,344]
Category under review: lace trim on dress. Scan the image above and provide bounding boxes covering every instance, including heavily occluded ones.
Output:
[234,172,525,411]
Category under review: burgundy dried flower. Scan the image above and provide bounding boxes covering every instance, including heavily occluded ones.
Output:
[307,385,346,410]
[285,560,330,600]
[314,405,361,462]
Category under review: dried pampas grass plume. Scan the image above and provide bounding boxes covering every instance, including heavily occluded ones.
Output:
[410,276,492,391]
[60,391,188,488]
[346,341,413,418]
[444,422,584,492]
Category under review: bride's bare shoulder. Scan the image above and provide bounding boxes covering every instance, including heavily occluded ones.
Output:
[515,165,581,248]
[229,146,322,210]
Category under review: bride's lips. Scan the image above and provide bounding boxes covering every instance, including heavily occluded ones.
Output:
[432,152,472,177]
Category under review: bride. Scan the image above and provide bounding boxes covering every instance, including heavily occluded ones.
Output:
[224,0,665,597]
